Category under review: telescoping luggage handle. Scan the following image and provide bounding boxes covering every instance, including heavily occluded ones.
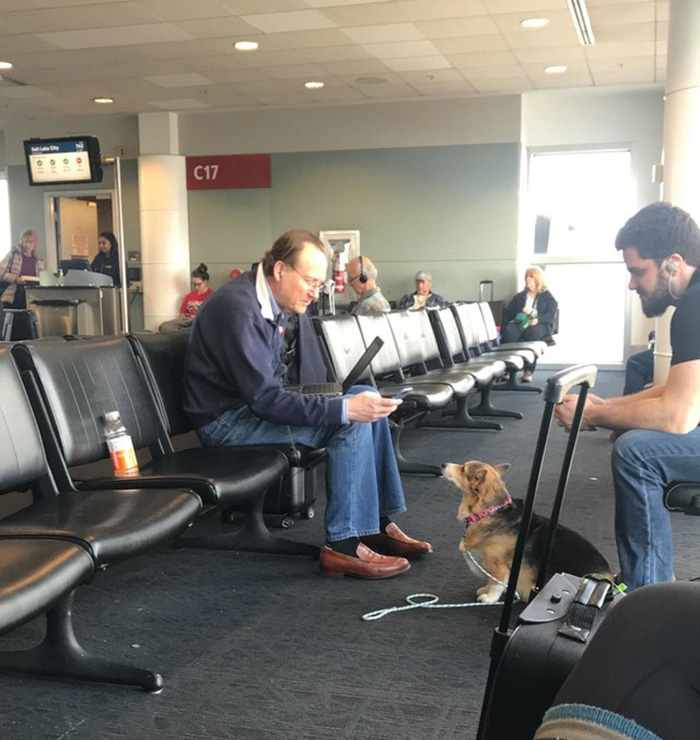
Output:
[498,363,598,635]
[476,364,598,740]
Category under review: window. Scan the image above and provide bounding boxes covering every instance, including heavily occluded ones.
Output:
[525,150,633,365]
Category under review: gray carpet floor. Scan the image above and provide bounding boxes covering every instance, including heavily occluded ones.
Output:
[1,369,698,740]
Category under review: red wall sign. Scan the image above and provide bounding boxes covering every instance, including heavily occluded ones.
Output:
[186,153,271,190]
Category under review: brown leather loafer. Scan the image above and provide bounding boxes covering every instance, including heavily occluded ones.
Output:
[361,522,433,557]
[319,542,410,579]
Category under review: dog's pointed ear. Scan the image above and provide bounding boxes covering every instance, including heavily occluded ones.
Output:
[494,463,510,477]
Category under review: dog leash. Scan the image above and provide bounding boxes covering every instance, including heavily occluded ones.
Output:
[362,591,520,621]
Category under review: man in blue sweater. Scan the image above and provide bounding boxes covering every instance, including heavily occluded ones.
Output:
[184,229,432,579]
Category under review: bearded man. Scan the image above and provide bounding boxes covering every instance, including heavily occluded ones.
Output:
[555,201,700,590]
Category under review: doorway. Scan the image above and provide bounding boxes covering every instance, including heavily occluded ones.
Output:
[44,190,115,272]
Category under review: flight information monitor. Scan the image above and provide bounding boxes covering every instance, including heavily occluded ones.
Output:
[24,136,103,186]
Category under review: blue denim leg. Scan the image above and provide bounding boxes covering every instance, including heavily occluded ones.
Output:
[197,385,406,541]
[612,427,700,590]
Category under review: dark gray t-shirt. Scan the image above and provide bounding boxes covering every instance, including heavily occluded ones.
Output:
[671,268,700,366]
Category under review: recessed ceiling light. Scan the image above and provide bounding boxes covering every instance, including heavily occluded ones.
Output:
[234,40,259,52]
[93,96,114,104]
[520,18,550,29]
[304,81,324,89]
[0,61,13,70]
[544,65,568,74]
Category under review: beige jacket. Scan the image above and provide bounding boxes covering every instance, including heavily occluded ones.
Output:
[0,245,44,304]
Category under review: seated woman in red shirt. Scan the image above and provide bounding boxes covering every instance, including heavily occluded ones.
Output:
[159,263,214,331]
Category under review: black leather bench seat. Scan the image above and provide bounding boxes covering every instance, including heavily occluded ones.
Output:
[0,539,93,635]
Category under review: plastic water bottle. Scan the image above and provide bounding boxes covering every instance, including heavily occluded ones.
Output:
[104,410,139,477]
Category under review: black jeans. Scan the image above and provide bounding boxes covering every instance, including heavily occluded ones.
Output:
[501,322,549,371]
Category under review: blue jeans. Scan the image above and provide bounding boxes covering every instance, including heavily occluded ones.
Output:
[198,386,406,542]
[612,427,700,590]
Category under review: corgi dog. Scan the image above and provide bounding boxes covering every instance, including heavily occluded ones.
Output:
[442,460,611,604]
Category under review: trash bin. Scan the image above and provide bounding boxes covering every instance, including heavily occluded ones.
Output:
[29,298,84,338]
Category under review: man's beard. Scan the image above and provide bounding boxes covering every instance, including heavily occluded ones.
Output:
[639,273,672,317]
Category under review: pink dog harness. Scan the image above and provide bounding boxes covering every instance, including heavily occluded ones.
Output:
[464,494,513,527]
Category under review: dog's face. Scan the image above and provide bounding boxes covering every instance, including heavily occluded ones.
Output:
[442,460,511,520]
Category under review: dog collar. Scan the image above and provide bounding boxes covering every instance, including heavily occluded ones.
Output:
[464,495,513,526]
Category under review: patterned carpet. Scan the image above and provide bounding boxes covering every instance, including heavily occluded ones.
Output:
[0,369,697,740]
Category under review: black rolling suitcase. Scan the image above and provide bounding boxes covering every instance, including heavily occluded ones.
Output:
[476,364,624,740]
[263,455,322,529]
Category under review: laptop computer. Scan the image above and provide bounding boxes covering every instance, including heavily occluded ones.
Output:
[289,336,384,395]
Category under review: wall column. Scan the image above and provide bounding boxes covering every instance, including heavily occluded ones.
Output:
[138,112,190,331]
[655,0,700,381]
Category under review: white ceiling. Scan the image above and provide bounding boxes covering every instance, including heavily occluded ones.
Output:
[0,0,668,123]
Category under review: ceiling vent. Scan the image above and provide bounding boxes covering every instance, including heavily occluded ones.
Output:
[567,0,595,46]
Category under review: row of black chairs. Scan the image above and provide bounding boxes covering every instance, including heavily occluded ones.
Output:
[311,302,550,474]
[0,331,335,692]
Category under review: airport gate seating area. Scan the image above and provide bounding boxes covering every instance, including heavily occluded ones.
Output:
[0,301,559,693]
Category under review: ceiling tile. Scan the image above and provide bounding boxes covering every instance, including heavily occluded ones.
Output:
[217,0,308,12]
[132,0,231,21]
[414,16,499,38]
[304,45,375,62]
[461,64,529,80]
[342,23,424,44]
[145,73,216,88]
[319,3,410,27]
[320,58,392,75]
[397,0,490,22]
[37,23,194,50]
[470,77,533,93]
[363,39,442,59]
[1,4,158,33]
[447,50,519,68]
[514,45,586,64]
[433,35,509,54]
[406,77,477,95]
[260,63,328,79]
[250,28,351,51]
[532,73,592,89]
[585,40,654,59]
[305,0,394,6]
[241,10,336,33]
[588,3,656,28]
[383,55,453,72]
[592,68,656,85]
[171,16,261,39]
[354,80,419,98]
[480,0,566,12]
[504,29,580,49]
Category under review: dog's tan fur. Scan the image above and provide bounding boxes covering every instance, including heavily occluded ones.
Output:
[443,460,610,604]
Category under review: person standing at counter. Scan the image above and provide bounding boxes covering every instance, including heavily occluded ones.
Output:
[91,231,121,286]
[0,228,44,309]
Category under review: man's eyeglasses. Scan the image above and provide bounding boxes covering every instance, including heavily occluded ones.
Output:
[285,263,325,293]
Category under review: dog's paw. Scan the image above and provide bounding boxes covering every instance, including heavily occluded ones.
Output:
[476,585,490,597]
[476,590,502,604]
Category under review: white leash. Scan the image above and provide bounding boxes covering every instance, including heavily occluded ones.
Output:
[362,550,520,622]
[361,592,511,621]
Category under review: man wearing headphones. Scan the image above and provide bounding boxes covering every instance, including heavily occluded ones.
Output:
[346,255,391,315]
[555,202,700,591]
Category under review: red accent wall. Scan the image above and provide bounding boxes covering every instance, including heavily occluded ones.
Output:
[186,154,271,190]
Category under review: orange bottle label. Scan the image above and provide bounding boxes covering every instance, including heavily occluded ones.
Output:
[107,435,139,476]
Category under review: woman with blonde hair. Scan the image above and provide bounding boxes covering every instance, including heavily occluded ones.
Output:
[501,266,558,382]
[0,228,44,309]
